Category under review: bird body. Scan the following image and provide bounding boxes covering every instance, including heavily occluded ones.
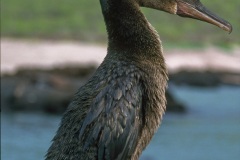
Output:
[46,59,167,159]
[46,0,231,159]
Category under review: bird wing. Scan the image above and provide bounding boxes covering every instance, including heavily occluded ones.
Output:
[79,75,142,160]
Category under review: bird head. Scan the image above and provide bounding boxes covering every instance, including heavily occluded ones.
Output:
[138,0,232,33]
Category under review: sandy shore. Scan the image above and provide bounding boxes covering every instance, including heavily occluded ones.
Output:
[1,38,240,74]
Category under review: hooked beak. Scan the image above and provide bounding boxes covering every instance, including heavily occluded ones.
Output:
[176,0,232,33]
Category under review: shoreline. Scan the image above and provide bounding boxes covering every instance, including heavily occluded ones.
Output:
[1,38,240,114]
[1,38,240,74]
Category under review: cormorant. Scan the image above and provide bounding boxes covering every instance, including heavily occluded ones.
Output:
[46,0,232,159]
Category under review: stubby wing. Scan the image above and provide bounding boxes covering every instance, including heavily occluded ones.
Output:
[79,75,142,160]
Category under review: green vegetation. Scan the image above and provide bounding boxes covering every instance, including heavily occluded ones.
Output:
[1,0,240,47]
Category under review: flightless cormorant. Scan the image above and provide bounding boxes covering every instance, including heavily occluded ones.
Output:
[46,0,232,159]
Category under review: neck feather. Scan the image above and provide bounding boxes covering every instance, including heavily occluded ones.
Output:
[101,0,163,60]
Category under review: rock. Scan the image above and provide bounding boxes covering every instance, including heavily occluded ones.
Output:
[169,71,240,87]
[166,91,186,113]
[1,65,187,114]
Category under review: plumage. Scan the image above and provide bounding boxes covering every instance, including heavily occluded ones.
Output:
[46,0,231,159]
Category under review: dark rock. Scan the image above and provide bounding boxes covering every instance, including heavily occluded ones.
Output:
[166,91,186,113]
[169,71,240,87]
[2,66,239,114]
[1,65,186,114]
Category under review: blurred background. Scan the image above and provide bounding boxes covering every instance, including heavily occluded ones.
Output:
[1,0,240,160]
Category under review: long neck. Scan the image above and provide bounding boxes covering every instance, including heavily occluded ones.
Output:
[100,0,164,61]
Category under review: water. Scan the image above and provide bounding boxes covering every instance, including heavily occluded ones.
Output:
[1,85,240,160]
[1,113,59,160]
[141,85,240,160]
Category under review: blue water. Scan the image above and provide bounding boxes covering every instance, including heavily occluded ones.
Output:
[1,85,240,160]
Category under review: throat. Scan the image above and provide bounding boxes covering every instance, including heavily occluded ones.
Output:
[101,0,162,56]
